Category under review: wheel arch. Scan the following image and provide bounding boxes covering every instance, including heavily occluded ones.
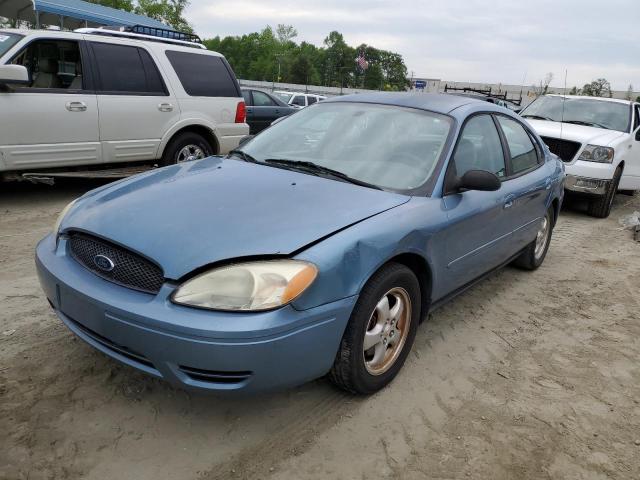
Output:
[158,122,220,159]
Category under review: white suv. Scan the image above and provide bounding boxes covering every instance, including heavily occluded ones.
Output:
[274,91,326,108]
[522,95,640,218]
[0,28,248,179]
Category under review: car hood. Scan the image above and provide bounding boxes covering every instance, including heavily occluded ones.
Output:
[62,157,410,279]
[527,119,626,146]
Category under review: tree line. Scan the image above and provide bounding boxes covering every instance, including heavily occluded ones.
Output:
[203,26,410,91]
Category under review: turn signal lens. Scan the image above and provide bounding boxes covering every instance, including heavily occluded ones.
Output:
[171,260,317,311]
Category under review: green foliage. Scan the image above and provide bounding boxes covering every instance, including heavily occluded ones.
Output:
[581,78,612,98]
[568,86,580,95]
[87,0,192,32]
[204,26,410,91]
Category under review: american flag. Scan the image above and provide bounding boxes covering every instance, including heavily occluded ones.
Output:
[356,50,369,71]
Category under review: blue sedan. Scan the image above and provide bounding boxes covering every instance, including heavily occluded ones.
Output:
[36,93,564,395]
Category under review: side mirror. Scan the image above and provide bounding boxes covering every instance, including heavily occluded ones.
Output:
[238,135,254,147]
[0,65,29,86]
[458,170,501,192]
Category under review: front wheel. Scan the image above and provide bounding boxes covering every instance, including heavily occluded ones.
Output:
[587,166,622,218]
[329,263,421,394]
[513,207,554,270]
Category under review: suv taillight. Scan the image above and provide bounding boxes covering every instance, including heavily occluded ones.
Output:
[235,101,246,123]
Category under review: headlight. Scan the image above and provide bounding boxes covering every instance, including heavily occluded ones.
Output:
[53,199,78,236]
[171,260,318,311]
[578,145,614,163]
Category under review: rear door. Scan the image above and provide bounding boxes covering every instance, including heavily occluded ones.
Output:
[441,114,513,294]
[88,40,179,164]
[249,90,283,133]
[495,115,550,250]
[0,37,100,171]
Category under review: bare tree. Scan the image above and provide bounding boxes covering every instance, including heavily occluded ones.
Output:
[532,72,554,97]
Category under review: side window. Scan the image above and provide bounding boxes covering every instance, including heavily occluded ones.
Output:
[91,42,165,94]
[453,115,506,178]
[307,96,318,105]
[10,39,84,90]
[242,90,252,105]
[497,116,539,174]
[634,105,640,132]
[252,91,276,106]
[291,95,305,106]
[165,51,238,97]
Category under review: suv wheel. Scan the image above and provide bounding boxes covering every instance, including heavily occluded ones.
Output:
[329,263,420,394]
[160,132,214,167]
[587,166,622,218]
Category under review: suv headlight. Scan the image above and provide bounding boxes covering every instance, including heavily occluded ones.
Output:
[171,260,318,312]
[53,199,78,236]
[578,145,614,163]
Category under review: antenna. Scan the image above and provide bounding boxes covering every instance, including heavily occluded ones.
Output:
[560,69,567,138]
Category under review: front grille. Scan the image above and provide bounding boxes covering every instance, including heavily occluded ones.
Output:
[68,232,164,294]
[179,365,252,384]
[540,136,582,162]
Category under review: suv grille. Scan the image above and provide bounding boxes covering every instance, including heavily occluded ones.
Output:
[540,136,582,162]
[68,233,164,294]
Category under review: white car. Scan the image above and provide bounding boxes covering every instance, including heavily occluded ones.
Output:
[274,91,326,108]
[0,27,248,180]
[521,95,640,217]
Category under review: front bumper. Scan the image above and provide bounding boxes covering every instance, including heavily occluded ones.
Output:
[564,174,611,196]
[35,234,356,394]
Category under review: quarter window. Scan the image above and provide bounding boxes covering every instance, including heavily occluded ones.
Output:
[307,96,318,105]
[453,115,506,178]
[166,51,238,97]
[634,105,640,132]
[10,39,84,90]
[496,116,539,174]
[91,42,165,94]
[291,95,306,106]
[252,90,276,106]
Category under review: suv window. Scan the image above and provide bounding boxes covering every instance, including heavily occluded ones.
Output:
[291,95,306,106]
[307,96,318,105]
[634,105,640,132]
[496,116,539,174]
[166,51,238,97]
[453,114,506,178]
[10,39,84,90]
[90,42,165,95]
[252,91,276,107]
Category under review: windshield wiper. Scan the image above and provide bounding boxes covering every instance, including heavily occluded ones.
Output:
[562,119,610,130]
[264,158,382,190]
[228,149,258,163]
[522,114,554,121]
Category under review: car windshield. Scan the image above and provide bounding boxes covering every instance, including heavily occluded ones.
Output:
[274,92,292,102]
[0,32,23,58]
[240,102,453,192]
[521,96,630,132]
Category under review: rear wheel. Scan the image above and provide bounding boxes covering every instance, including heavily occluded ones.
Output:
[587,166,622,218]
[160,132,214,167]
[513,207,554,270]
[329,263,420,394]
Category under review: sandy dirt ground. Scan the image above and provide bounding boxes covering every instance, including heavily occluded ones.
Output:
[1,180,639,480]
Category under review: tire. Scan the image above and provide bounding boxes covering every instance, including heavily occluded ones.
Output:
[160,131,214,167]
[329,263,421,395]
[513,207,554,271]
[587,166,622,218]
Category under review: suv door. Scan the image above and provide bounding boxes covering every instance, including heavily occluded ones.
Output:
[441,114,512,293]
[88,40,179,163]
[0,38,100,171]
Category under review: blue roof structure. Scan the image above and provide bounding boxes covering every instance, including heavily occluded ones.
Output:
[1,0,168,29]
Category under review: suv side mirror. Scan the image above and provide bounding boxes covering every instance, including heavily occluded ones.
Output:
[458,170,501,192]
[0,65,29,86]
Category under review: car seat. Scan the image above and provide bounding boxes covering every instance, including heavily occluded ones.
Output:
[32,58,61,89]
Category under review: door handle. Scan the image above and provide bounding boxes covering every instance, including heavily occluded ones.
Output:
[158,103,173,112]
[65,101,86,112]
[504,195,515,209]
[246,108,254,113]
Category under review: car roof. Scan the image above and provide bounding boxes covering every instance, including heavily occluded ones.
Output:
[544,94,632,105]
[325,92,483,114]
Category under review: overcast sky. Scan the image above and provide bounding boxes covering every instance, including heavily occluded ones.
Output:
[186,0,639,91]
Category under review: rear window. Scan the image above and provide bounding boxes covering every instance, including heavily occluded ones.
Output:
[166,50,238,97]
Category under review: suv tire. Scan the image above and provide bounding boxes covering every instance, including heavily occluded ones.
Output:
[587,166,622,218]
[160,131,214,167]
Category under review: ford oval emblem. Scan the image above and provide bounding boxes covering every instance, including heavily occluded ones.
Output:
[94,254,115,272]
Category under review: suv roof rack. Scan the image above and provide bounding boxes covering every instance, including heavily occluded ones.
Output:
[444,84,523,106]
[74,25,206,49]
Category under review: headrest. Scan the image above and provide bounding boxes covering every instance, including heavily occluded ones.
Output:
[38,58,58,74]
